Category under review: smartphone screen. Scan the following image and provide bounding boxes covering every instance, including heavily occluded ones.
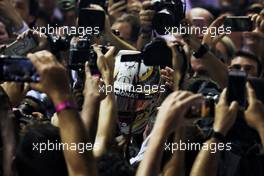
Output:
[192,17,207,38]
[4,34,37,56]
[0,56,39,82]
[227,70,247,107]
[78,9,105,32]
[224,16,253,32]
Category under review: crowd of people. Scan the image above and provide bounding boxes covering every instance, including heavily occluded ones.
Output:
[1,0,264,175]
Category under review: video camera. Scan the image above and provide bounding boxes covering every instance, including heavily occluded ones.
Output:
[69,37,108,73]
[120,38,174,67]
[151,0,185,35]
[48,0,107,72]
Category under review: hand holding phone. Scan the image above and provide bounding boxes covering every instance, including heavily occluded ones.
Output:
[3,33,37,56]
[227,70,247,107]
[224,16,253,32]
[0,55,39,82]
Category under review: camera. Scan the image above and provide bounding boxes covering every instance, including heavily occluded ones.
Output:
[120,37,173,67]
[47,35,71,53]
[183,76,222,118]
[14,95,51,125]
[69,37,96,71]
[1,33,37,56]
[151,0,185,35]
[186,96,215,118]
[69,37,108,73]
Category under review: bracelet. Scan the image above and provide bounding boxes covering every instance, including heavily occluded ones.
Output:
[207,129,226,142]
[55,100,77,113]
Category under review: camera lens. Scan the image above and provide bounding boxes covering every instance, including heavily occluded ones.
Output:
[153,9,175,35]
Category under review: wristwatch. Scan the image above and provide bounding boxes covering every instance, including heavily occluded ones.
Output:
[207,129,226,141]
[193,43,209,59]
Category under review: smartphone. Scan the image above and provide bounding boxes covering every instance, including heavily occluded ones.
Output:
[227,70,247,107]
[224,16,253,32]
[78,9,105,32]
[3,33,37,56]
[0,56,39,82]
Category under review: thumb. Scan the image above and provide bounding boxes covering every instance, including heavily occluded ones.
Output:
[229,101,239,117]
[104,46,116,59]
[94,46,107,73]
[85,61,92,78]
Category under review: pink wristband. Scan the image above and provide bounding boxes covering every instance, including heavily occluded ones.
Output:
[55,100,77,113]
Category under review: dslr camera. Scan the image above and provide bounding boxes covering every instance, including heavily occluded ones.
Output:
[69,37,108,73]
[151,0,185,35]
[121,38,172,67]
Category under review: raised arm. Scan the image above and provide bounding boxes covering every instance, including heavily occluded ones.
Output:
[81,63,104,143]
[162,127,186,176]
[92,46,118,158]
[190,88,238,176]
[0,87,18,176]
[183,33,228,88]
[28,51,97,176]
[136,91,202,176]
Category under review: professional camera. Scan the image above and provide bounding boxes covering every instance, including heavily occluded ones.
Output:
[121,37,174,67]
[14,94,52,125]
[182,76,222,118]
[47,34,71,55]
[69,37,108,73]
[151,0,185,35]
